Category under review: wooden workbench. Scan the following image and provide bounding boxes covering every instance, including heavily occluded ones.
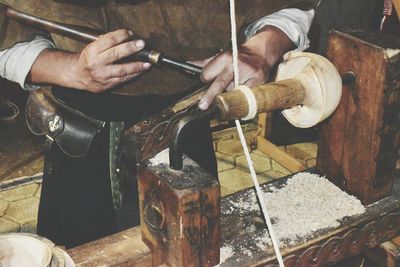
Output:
[67,170,400,266]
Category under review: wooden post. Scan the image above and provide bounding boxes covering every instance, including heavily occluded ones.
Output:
[138,156,220,267]
[317,30,400,205]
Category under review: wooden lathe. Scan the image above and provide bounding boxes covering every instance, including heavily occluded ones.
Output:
[67,30,400,267]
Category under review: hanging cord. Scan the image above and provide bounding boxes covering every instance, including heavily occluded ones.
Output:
[228,0,284,266]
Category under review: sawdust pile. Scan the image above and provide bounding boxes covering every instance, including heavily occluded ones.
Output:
[219,172,366,264]
[264,172,366,245]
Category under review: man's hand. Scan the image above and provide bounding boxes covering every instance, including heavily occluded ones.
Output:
[197,26,295,110]
[72,29,150,92]
[30,29,150,93]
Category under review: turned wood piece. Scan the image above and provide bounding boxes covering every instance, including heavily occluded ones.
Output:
[214,79,306,121]
[317,30,400,205]
[138,156,220,267]
[213,52,342,128]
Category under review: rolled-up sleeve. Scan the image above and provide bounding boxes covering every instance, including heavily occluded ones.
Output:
[0,36,55,90]
[245,8,315,51]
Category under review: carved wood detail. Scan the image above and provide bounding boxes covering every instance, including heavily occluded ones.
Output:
[264,211,400,267]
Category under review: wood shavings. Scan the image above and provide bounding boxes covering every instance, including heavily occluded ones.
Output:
[385,48,400,58]
[148,149,169,166]
[264,172,365,245]
[219,245,234,264]
[223,172,366,248]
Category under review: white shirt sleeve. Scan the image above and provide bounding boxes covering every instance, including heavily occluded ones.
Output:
[0,35,55,90]
[245,8,315,51]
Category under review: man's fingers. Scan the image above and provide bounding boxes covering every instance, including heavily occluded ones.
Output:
[99,39,145,64]
[200,52,231,83]
[102,62,151,79]
[198,70,232,110]
[91,29,134,54]
[189,56,214,68]
[106,73,140,88]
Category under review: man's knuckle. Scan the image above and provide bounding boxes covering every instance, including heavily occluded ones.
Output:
[135,63,144,72]
[201,72,211,82]
[85,57,97,69]
[120,76,129,83]
[114,49,121,59]
[125,42,134,52]
[108,35,118,46]
[118,67,128,76]
[216,76,228,86]
[90,70,104,81]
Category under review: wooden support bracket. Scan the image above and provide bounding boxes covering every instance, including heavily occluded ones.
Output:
[317,29,400,205]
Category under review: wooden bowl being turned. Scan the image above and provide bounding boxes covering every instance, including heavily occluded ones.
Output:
[0,234,53,267]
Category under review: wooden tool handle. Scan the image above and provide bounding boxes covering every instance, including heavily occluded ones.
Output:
[214,79,307,121]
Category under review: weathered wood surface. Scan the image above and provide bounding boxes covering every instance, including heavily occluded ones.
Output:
[317,29,400,205]
[67,227,152,267]
[68,170,400,266]
[138,157,220,267]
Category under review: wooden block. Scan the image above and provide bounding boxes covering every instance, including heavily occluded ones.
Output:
[138,156,220,267]
[317,30,400,205]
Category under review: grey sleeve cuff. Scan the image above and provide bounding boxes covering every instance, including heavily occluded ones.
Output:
[245,8,315,51]
[0,36,55,90]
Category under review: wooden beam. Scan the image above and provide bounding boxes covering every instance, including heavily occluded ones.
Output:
[256,136,306,173]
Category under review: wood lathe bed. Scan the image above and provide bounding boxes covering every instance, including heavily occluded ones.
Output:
[67,167,400,266]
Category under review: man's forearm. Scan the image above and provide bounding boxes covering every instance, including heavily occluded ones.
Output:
[245,8,315,51]
[29,49,82,89]
[243,25,296,70]
[1,29,148,93]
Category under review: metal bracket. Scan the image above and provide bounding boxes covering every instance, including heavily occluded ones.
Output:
[169,105,218,170]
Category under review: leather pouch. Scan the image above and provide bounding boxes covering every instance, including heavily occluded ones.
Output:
[26,88,105,157]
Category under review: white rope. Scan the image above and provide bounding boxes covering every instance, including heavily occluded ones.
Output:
[228,1,284,266]
[229,0,240,86]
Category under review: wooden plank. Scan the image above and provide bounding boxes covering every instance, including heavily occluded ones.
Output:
[257,112,273,139]
[256,136,306,173]
[258,112,268,138]
[316,30,400,205]
[67,227,152,267]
